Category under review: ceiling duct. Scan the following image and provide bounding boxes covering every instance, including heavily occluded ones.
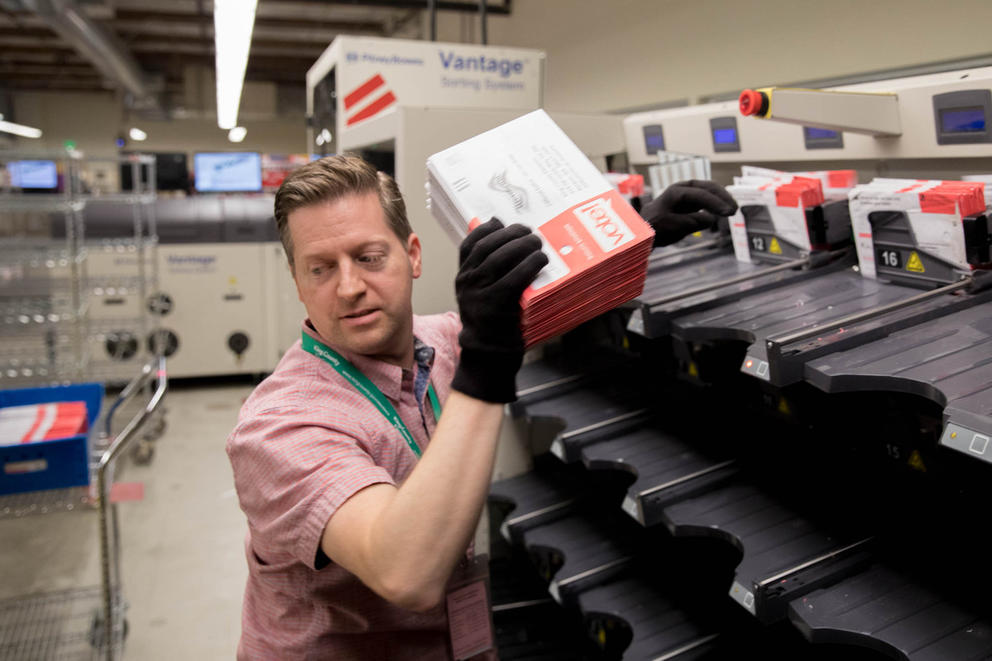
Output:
[19,0,159,108]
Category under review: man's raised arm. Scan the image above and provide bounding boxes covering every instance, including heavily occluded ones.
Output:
[321,219,547,612]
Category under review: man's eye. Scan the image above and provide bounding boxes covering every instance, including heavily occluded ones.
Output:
[310,266,323,275]
[359,254,385,265]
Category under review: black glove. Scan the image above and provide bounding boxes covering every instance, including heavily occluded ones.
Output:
[641,179,738,247]
[451,218,548,403]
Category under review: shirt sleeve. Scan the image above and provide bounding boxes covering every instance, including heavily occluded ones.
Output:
[442,310,462,360]
[227,405,395,570]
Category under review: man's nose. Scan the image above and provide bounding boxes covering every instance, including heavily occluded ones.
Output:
[336,262,367,299]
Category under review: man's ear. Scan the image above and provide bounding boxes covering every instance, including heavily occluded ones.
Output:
[407,233,422,278]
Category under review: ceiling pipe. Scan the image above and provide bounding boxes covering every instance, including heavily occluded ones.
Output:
[479,0,486,44]
[20,0,158,108]
[427,0,436,41]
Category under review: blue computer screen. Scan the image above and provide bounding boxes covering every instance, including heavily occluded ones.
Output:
[940,107,986,133]
[643,125,665,152]
[713,128,737,144]
[194,152,262,192]
[805,127,840,140]
[9,160,57,189]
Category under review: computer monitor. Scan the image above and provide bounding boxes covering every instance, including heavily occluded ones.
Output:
[120,152,190,191]
[8,160,58,189]
[194,152,263,193]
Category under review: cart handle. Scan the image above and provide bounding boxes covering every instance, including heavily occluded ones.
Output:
[99,356,168,471]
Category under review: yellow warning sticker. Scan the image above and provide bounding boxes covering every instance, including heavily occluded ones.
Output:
[688,362,699,378]
[769,237,782,255]
[777,397,791,416]
[908,449,927,472]
[905,251,925,273]
[692,231,703,238]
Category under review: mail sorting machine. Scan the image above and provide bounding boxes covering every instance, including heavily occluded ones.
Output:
[74,195,300,379]
[488,192,992,658]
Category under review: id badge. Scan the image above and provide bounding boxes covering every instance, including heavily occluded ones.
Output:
[446,553,497,660]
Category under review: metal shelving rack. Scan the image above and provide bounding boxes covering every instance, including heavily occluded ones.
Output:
[1,153,167,659]
[0,151,159,389]
[0,172,87,386]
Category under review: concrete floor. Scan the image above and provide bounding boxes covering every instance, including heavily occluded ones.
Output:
[0,381,255,660]
[0,376,533,660]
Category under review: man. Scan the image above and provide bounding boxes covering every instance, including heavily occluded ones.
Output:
[227,155,735,659]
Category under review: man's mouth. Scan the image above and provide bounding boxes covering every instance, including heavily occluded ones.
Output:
[342,308,380,322]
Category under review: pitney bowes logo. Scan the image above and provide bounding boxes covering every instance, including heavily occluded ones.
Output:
[344,74,397,126]
[574,197,634,252]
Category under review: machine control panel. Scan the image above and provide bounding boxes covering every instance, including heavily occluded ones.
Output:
[710,116,740,152]
[742,356,770,381]
[932,89,992,145]
[803,126,844,150]
[642,124,665,155]
[940,422,992,464]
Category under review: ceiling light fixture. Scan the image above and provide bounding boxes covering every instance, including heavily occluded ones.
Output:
[228,126,247,143]
[0,118,43,139]
[129,127,147,141]
[214,0,258,130]
[315,128,332,146]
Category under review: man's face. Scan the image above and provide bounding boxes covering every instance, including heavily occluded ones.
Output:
[289,193,421,366]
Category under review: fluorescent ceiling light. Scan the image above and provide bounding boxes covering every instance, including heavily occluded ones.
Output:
[129,127,147,141]
[0,119,43,139]
[214,0,258,130]
[228,126,247,143]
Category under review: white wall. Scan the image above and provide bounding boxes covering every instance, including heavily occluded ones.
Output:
[437,0,992,113]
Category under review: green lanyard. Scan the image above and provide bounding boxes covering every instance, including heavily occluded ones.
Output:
[301,332,441,458]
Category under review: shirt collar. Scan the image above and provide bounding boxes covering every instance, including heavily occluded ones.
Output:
[302,320,434,403]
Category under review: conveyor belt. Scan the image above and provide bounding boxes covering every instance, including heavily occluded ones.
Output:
[661,480,873,624]
[512,378,656,463]
[489,470,578,545]
[520,513,638,607]
[672,268,987,387]
[577,421,737,527]
[578,575,721,660]
[789,564,992,660]
[628,252,850,339]
[805,301,992,462]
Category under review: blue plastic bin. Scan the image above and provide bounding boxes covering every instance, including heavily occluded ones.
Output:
[0,382,104,495]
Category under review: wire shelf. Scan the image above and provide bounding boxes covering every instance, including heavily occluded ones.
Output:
[0,586,124,661]
[0,487,93,520]
[0,256,86,281]
[0,297,84,327]
[0,197,82,213]
[0,355,89,386]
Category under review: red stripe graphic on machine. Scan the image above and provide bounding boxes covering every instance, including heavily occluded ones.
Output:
[344,74,385,110]
[344,73,398,126]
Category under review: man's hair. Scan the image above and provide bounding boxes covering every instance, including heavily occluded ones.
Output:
[274,154,411,268]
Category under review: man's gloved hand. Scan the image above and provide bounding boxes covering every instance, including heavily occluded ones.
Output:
[451,218,548,403]
[640,179,738,247]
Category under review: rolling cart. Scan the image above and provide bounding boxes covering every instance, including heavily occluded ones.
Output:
[0,356,167,660]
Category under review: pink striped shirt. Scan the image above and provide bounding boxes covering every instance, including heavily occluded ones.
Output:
[227,312,461,660]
